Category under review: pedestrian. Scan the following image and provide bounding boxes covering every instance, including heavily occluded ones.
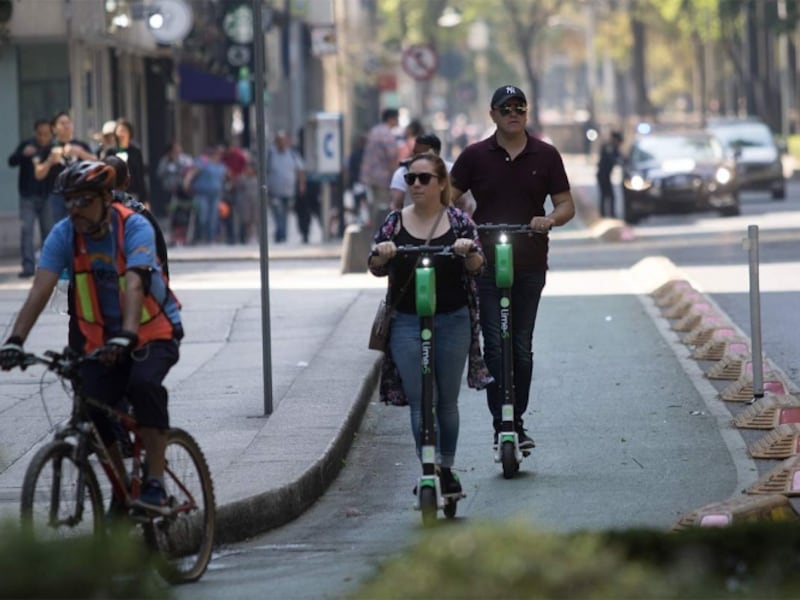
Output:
[359,108,400,227]
[95,120,118,159]
[7,119,53,277]
[0,160,183,511]
[107,119,148,208]
[368,152,491,497]
[230,159,259,244]
[346,132,368,225]
[293,128,320,244]
[156,141,194,246]
[449,85,576,450]
[597,131,624,218]
[389,133,452,211]
[265,130,305,244]
[33,111,97,225]
[396,118,424,163]
[183,145,227,244]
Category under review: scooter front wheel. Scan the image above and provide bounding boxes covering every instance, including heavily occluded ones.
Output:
[501,442,518,479]
[419,486,437,527]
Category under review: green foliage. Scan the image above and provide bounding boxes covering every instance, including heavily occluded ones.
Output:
[352,520,800,599]
[0,520,171,599]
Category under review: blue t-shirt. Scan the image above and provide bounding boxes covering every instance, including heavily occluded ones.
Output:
[39,210,181,336]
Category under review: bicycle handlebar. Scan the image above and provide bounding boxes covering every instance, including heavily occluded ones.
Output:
[20,347,102,378]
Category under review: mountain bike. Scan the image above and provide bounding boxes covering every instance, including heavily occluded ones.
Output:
[15,347,216,584]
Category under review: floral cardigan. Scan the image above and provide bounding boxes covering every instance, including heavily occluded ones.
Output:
[369,205,494,406]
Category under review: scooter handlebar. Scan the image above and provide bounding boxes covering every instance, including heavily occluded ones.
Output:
[476,223,550,234]
[370,244,476,257]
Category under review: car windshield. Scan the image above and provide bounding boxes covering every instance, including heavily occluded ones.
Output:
[632,135,723,163]
[710,123,773,148]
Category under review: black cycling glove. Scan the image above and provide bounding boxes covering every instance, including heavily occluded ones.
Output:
[0,336,25,371]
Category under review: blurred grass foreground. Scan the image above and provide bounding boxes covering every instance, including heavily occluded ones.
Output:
[353,520,800,599]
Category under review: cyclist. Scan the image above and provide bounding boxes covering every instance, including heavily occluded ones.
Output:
[0,160,183,512]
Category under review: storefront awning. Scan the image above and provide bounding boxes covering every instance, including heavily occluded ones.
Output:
[178,63,236,104]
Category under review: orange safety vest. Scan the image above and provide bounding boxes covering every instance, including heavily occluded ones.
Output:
[72,204,179,352]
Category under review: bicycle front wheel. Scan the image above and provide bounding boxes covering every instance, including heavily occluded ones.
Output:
[144,428,216,584]
[20,441,104,539]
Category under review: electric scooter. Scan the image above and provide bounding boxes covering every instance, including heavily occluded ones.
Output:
[374,243,468,526]
[476,224,545,479]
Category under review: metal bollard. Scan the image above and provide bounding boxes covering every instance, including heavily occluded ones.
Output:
[745,225,764,402]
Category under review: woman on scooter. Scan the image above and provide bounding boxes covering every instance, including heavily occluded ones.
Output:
[368,152,492,495]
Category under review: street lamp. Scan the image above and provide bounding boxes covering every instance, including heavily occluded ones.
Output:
[468,20,490,126]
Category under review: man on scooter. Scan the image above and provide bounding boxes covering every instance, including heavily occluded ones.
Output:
[450,85,576,450]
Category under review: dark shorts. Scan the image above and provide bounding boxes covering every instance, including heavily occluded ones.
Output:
[80,339,180,443]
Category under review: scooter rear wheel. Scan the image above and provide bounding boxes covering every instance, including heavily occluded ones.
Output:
[419,486,437,526]
[501,442,517,479]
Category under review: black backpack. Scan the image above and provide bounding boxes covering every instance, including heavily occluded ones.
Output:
[112,190,170,280]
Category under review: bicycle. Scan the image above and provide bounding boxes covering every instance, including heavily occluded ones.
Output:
[15,347,216,584]
[477,223,547,479]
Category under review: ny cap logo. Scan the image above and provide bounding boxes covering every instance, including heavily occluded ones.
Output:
[506,86,517,94]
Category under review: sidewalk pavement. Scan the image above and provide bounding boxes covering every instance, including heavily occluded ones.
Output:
[0,154,624,545]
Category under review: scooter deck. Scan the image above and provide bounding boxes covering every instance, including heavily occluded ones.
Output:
[442,491,467,500]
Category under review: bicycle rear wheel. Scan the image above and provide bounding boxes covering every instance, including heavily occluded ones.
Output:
[20,441,104,539]
[143,428,216,584]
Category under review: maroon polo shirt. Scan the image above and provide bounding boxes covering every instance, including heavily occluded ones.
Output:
[450,132,570,271]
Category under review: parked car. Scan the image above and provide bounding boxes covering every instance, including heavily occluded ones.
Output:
[706,118,786,200]
[622,130,740,224]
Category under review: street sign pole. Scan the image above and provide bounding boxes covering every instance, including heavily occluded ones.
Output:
[253,0,273,415]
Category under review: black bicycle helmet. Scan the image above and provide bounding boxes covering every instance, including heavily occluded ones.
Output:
[55,160,116,196]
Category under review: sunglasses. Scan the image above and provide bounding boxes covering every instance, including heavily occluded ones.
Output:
[64,195,97,210]
[498,105,528,116]
[403,172,439,186]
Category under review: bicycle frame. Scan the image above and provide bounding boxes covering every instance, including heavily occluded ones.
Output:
[27,350,197,519]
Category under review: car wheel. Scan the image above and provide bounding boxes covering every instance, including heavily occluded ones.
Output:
[719,204,741,217]
[771,183,786,200]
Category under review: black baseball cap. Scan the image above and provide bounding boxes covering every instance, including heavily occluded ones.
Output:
[491,85,527,108]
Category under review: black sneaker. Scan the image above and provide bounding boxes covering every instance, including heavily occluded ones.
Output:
[517,429,536,451]
[439,468,462,495]
[492,431,499,450]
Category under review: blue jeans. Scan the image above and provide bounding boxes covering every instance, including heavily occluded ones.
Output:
[269,195,291,242]
[19,194,52,274]
[194,192,220,243]
[478,270,546,432]
[389,306,470,468]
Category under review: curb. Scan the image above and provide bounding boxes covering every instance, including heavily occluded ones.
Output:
[213,288,383,545]
[215,358,380,544]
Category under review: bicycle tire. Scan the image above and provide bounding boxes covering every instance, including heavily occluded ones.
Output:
[20,440,105,539]
[143,428,216,584]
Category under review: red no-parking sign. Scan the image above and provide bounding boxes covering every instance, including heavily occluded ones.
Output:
[401,44,439,81]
